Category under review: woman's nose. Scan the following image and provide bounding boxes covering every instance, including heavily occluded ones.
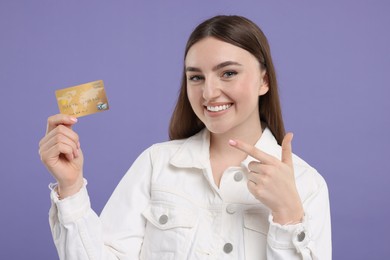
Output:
[202,78,221,100]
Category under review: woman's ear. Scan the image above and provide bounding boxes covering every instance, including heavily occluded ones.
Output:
[258,71,269,96]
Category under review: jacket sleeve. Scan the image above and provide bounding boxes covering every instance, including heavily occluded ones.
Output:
[49,147,153,260]
[266,172,332,260]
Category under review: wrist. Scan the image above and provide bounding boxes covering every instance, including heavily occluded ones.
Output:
[272,205,304,225]
[57,177,84,199]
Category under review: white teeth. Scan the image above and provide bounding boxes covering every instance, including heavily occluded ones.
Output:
[207,104,232,112]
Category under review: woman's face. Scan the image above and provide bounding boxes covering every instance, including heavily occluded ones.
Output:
[185,37,268,136]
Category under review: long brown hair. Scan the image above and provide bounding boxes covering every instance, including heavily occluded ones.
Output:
[169,15,285,145]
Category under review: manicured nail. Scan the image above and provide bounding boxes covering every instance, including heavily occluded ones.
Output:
[77,142,81,149]
[70,117,78,122]
[229,139,237,146]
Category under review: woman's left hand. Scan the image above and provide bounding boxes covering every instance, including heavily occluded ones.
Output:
[229,133,304,225]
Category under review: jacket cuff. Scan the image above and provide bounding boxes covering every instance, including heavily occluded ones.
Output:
[267,213,312,253]
[49,179,91,225]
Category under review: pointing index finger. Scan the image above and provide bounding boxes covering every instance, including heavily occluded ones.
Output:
[229,139,276,165]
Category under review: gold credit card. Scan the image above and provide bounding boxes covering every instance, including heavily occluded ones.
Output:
[55,80,109,118]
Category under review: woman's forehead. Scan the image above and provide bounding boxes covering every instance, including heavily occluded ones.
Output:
[185,37,259,69]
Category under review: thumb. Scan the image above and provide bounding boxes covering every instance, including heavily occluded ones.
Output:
[281,132,294,168]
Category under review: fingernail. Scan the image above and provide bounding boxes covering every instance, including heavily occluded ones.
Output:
[70,117,78,123]
[77,142,81,149]
[229,139,237,146]
[74,149,79,158]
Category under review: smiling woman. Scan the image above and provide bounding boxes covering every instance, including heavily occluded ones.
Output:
[185,37,267,137]
[39,15,331,259]
[170,15,285,145]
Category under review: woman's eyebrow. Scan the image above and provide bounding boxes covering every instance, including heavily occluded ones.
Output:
[185,66,201,72]
[212,61,242,71]
[185,61,242,73]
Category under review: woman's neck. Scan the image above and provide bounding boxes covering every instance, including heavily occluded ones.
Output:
[208,122,263,187]
[209,122,263,165]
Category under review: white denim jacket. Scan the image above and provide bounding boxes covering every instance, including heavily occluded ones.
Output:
[49,128,331,259]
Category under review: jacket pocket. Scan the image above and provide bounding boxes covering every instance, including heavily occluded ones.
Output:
[243,210,269,234]
[140,202,198,259]
[243,210,269,260]
[142,202,198,230]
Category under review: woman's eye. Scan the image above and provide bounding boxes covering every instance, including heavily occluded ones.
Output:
[222,71,237,78]
[188,75,204,81]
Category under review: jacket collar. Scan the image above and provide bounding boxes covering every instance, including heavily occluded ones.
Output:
[170,127,281,170]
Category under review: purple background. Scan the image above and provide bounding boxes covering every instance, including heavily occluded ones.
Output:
[1,1,389,259]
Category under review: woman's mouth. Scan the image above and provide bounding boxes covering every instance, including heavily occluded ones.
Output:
[205,103,233,112]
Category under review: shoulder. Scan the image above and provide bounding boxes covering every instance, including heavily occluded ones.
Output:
[148,129,205,155]
[292,153,325,183]
[291,153,329,201]
[144,133,201,163]
[125,138,190,175]
[264,134,326,189]
[146,139,186,159]
[266,138,327,197]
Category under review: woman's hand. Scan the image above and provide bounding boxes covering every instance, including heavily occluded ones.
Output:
[229,133,304,225]
[39,114,84,199]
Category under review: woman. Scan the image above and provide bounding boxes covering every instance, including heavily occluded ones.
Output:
[39,15,331,259]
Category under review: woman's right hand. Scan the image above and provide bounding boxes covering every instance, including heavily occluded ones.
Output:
[39,114,84,199]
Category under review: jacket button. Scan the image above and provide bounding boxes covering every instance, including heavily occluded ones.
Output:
[226,204,236,214]
[159,214,168,225]
[223,243,233,253]
[297,231,306,242]
[234,172,243,182]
